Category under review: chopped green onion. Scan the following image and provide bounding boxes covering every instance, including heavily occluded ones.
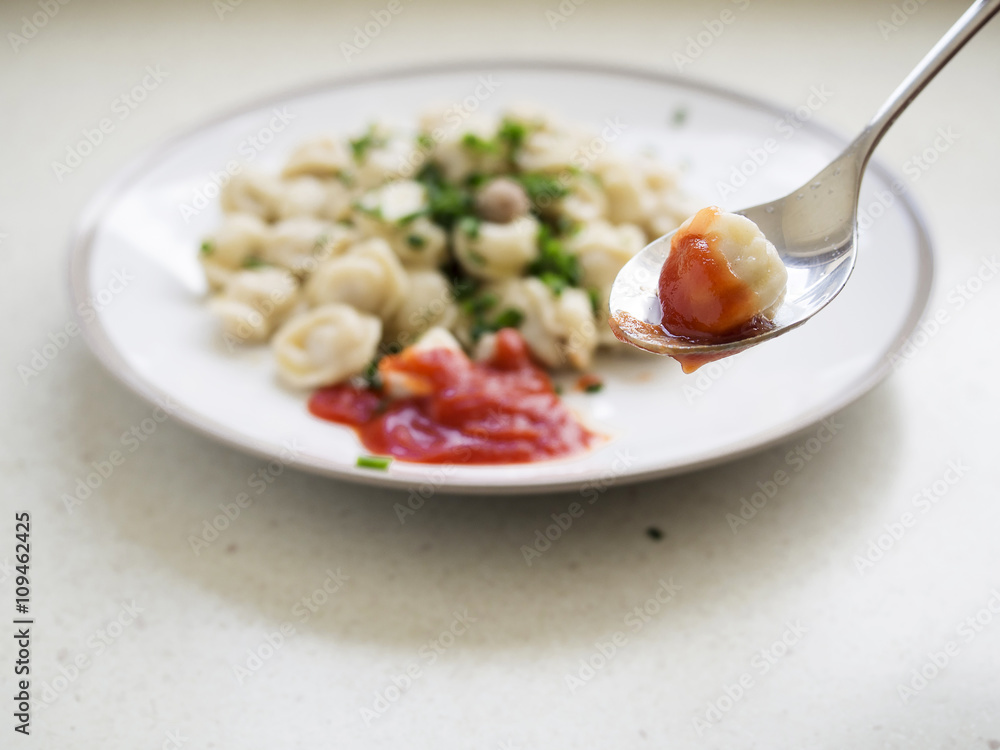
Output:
[468,321,491,343]
[242,256,266,269]
[416,163,474,230]
[349,125,386,162]
[406,233,426,249]
[538,272,568,297]
[672,107,688,127]
[199,240,214,256]
[587,288,601,315]
[584,381,604,394]
[362,359,383,391]
[460,132,499,154]
[461,294,524,342]
[458,215,481,238]
[528,225,581,289]
[450,275,478,302]
[396,210,426,226]
[357,455,392,470]
[516,173,569,207]
[460,292,497,316]
[491,308,524,330]
[313,234,330,253]
[555,215,581,236]
[497,118,528,154]
[416,133,435,150]
[352,201,384,220]
[464,172,489,189]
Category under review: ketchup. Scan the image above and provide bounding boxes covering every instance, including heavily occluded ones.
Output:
[658,206,762,339]
[655,206,773,373]
[308,329,598,464]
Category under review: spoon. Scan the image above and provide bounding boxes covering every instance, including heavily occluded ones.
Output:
[609,0,999,369]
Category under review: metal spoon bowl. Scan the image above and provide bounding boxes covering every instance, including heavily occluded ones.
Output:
[609,0,998,362]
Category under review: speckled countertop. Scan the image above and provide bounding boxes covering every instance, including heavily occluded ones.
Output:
[2,0,1000,747]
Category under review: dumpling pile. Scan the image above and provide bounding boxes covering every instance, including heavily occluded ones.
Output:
[198,106,694,388]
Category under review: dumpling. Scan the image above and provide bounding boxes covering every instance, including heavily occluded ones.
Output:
[514,123,593,174]
[567,221,646,290]
[208,267,300,344]
[380,327,465,398]
[386,269,459,345]
[593,155,656,227]
[308,224,360,268]
[486,277,598,370]
[316,179,354,223]
[419,111,505,183]
[658,207,787,339]
[304,238,409,320]
[594,153,696,239]
[272,176,333,220]
[565,220,645,346]
[281,136,351,178]
[346,125,421,190]
[199,213,268,290]
[452,216,540,281]
[354,180,448,268]
[556,174,608,225]
[220,170,284,220]
[260,216,339,275]
[272,304,381,388]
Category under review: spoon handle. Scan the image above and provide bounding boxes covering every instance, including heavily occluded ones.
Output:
[851,0,1000,169]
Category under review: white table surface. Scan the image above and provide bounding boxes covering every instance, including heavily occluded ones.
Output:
[3,0,1000,747]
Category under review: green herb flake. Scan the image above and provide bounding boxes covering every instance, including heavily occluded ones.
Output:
[416,163,474,230]
[459,215,481,239]
[672,107,688,127]
[199,241,214,256]
[396,210,427,226]
[461,132,499,155]
[556,215,581,236]
[406,233,427,249]
[313,234,330,253]
[584,381,604,394]
[464,172,489,189]
[362,359,383,391]
[450,275,478,302]
[587,288,601,315]
[528,225,581,290]
[416,133,435,150]
[357,455,392,470]
[242,256,266,269]
[541,272,571,297]
[462,293,523,343]
[497,118,528,153]
[491,308,525,330]
[461,292,497,317]
[349,125,386,163]
[352,201,384,220]
[516,173,569,207]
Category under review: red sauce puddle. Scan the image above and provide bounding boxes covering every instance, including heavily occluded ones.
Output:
[308,329,599,464]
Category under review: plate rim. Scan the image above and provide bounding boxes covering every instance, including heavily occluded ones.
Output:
[67,58,935,495]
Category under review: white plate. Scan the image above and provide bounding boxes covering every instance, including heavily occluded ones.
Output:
[69,61,933,495]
